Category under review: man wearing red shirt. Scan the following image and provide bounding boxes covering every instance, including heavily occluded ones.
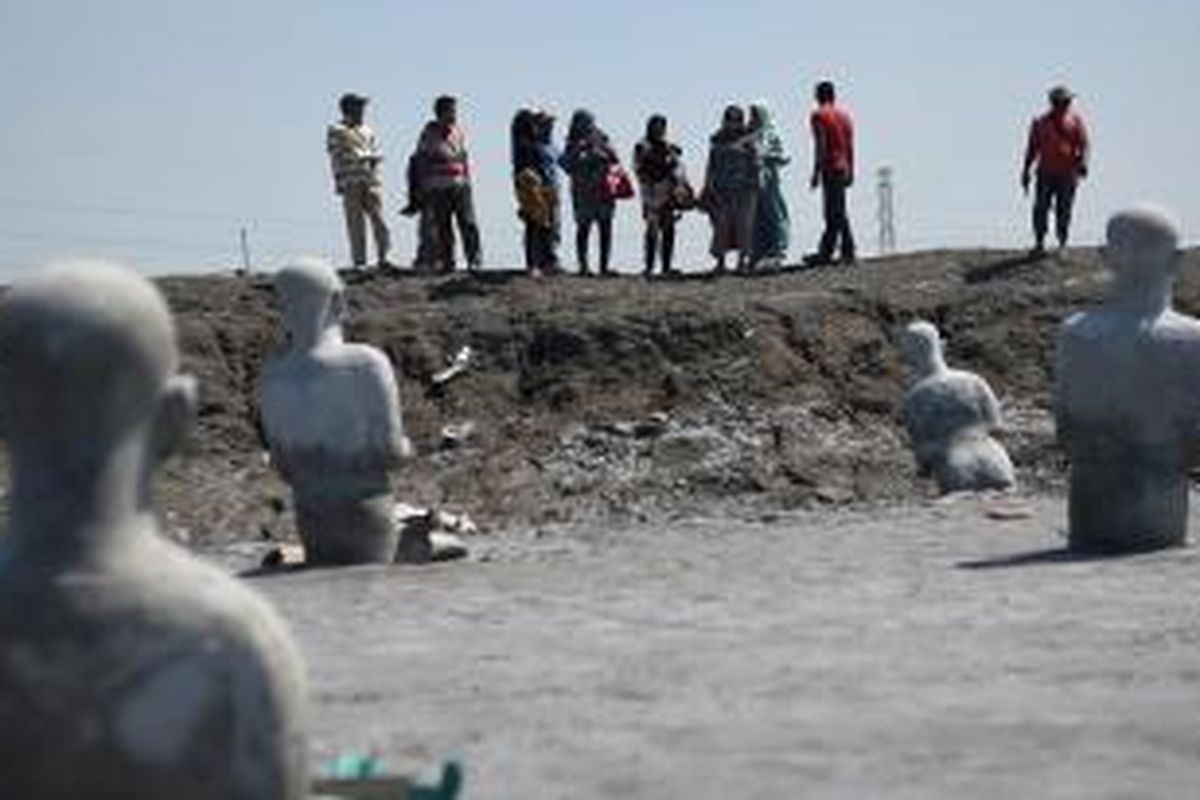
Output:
[1022,85,1089,254]
[808,80,856,266]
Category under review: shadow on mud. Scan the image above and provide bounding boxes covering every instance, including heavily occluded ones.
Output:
[957,545,1116,570]
[963,252,1043,285]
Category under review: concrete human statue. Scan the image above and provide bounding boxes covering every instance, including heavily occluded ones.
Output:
[1056,206,1200,553]
[0,263,308,799]
[260,258,422,564]
[900,320,1016,494]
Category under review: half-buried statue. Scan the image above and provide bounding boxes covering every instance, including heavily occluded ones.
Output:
[900,320,1016,494]
[0,263,309,798]
[260,258,418,564]
[1056,206,1200,553]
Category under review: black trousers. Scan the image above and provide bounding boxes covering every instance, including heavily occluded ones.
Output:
[424,184,482,269]
[1033,174,1078,247]
[523,199,560,271]
[818,171,855,262]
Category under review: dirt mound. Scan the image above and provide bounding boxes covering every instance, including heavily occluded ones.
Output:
[144,248,1198,543]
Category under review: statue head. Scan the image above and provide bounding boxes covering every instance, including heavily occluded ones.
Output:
[902,320,945,376]
[1104,206,1181,309]
[274,258,344,350]
[0,262,196,492]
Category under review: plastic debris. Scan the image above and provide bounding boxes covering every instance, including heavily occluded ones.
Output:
[431,346,473,386]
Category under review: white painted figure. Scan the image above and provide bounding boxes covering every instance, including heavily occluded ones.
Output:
[0,263,308,799]
[901,320,1016,493]
[260,258,413,564]
[1056,206,1200,553]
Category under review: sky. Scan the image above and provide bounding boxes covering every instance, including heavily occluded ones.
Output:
[0,0,1196,277]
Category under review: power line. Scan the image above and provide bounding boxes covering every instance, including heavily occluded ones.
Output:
[0,195,328,230]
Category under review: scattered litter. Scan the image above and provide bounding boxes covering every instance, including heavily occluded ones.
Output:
[431,345,473,386]
[435,510,479,536]
[260,543,305,569]
[393,503,476,563]
[983,500,1035,521]
[439,421,478,449]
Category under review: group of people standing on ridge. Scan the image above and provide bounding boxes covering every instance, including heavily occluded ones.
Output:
[325,80,1089,274]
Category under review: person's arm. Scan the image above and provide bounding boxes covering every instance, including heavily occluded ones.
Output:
[845,115,855,186]
[557,142,575,173]
[1021,118,1039,191]
[809,114,824,189]
[367,129,384,166]
[1075,115,1090,179]
[326,126,350,191]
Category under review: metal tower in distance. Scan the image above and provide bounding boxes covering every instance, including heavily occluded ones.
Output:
[876,167,897,255]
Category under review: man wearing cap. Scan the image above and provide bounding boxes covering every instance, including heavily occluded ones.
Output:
[327,93,394,268]
[1021,85,1090,255]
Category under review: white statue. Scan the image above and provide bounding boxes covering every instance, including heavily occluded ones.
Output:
[900,321,1016,493]
[260,258,413,564]
[1056,206,1200,553]
[0,263,308,799]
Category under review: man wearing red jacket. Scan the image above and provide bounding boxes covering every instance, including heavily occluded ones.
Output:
[808,80,856,266]
[1022,85,1089,255]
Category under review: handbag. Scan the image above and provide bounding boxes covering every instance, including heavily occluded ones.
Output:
[602,163,635,201]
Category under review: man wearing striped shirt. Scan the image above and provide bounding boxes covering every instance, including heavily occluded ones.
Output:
[327,93,393,269]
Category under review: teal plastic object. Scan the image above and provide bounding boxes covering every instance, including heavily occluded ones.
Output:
[412,761,464,800]
[315,756,463,799]
[328,753,381,780]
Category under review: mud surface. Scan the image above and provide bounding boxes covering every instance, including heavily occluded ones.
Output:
[216,494,1200,798]
[145,247,1200,543]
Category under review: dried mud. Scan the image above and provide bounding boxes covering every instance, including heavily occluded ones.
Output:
[146,248,1199,544]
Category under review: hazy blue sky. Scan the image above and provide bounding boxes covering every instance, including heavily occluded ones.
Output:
[0,1,1196,275]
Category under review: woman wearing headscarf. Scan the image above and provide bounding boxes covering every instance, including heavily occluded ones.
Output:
[511,108,561,274]
[633,114,686,276]
[749,102,791,266]
[700,105,759,272]
[559,110,619,275]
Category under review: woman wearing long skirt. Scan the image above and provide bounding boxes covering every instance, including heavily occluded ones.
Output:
[749,102,790,266]
[701,105,759,272]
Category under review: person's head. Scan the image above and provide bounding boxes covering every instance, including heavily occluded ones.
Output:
[1104,206,1181,296]
[902,320,945,375]
[568,109,595,142]
[721,105,745,132]
[274,257,345,349]
[646,114,668,142]
[511,108,535,143]
[339,93,368,124]
[749,102,771,131]
[434,95,458,125]
[1048,85,1073,113]
[533,109,555,141]
[815,80,836,105]
[0,262,197,485]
